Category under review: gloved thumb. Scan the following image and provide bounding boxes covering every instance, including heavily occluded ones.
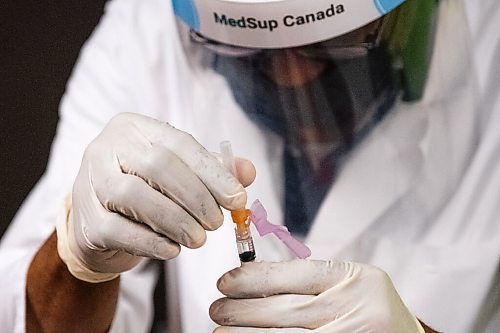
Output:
[211,152,256,188]
[234,157,256,187]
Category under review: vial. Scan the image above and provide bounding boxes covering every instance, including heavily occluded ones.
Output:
[232,209,256,262]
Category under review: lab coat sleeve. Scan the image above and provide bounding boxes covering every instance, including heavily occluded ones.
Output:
[0,0,162,332]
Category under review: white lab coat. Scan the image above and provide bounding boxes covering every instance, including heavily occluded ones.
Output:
[1,0,499,332]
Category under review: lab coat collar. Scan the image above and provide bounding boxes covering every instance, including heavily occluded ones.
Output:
[306,100,428,258]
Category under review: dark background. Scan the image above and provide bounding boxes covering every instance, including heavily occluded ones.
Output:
[1,1,107,238]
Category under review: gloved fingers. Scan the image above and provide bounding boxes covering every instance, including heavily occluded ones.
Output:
[211,152,256,188]
[214,327,312,333]
[119,144,223,231]
[132,114,248,210]
[210,294,329,329]
[89,211,181,261]
[217,260,361,298]
[94,173,207,249]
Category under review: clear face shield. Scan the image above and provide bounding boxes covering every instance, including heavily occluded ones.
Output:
[173,0,476,235]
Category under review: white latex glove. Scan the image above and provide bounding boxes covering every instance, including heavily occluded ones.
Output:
[57,113,255,282]
[210,260,426,333]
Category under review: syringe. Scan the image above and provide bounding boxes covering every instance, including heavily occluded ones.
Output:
[220,141,256,263]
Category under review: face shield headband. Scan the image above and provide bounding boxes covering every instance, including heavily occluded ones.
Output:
[173,0,408,49]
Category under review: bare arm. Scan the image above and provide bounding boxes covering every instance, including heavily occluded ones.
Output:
[419,319,440,333]
[26,231,119,333]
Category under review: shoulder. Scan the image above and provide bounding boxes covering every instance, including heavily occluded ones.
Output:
[103,0,173,26]
[68,0,186,121]
[463,0,500,92]
[464,0,500,35]
[96,0,177,50]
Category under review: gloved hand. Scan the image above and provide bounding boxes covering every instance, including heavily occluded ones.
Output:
[210,260,425,333]
[56,112,255,282]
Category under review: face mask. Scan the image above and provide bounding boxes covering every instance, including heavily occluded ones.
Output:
[213,46,399,173]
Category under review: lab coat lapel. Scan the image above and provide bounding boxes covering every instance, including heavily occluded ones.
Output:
[306,101,428,258]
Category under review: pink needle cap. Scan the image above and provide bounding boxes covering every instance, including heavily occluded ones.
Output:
[249,199,311,259]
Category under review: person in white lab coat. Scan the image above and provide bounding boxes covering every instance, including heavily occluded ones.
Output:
[1,0,499,332]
